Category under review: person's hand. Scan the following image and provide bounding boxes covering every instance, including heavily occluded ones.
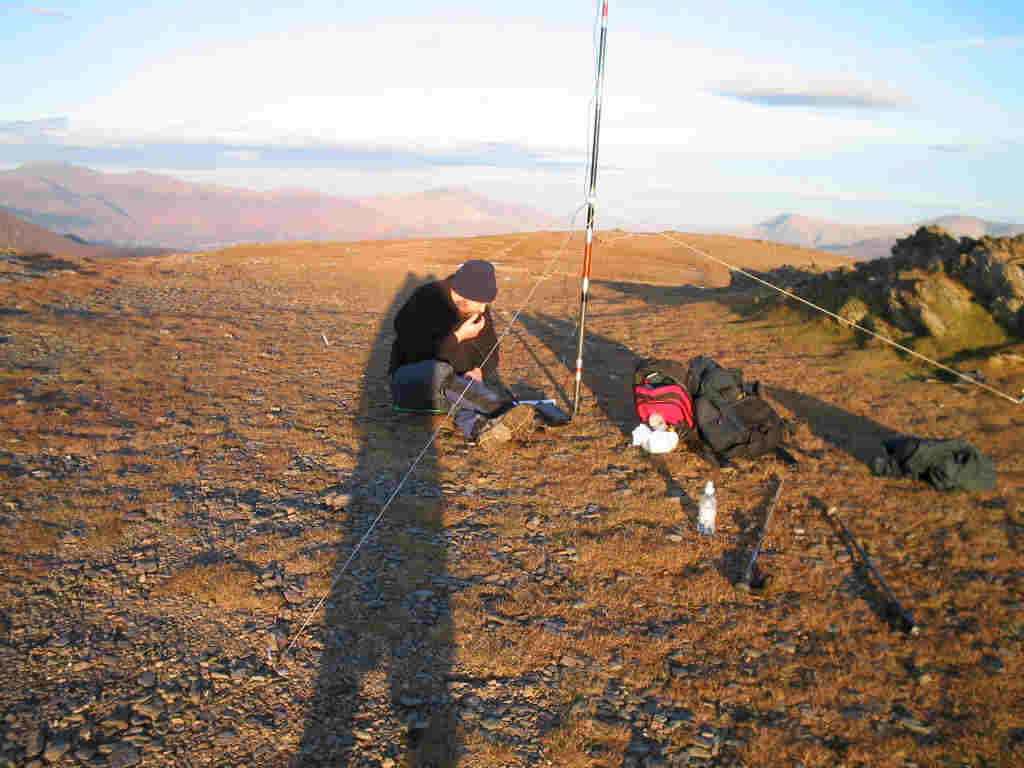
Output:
[454,313,485,342]
[465,367,483,382]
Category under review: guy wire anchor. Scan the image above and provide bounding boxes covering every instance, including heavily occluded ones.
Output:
[826,505,919,635]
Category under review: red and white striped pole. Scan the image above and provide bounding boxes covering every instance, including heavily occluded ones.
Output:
[572,0,609,417]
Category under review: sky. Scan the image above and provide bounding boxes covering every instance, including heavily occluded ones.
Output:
[1,0,1022,232]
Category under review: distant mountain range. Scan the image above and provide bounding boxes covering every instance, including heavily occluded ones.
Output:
[4,163,1021,260]
[739,213,1023,260]
[0,163,559,251]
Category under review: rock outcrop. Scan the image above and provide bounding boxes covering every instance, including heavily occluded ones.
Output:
[739,226,1024,344]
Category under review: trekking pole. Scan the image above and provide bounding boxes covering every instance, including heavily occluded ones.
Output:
[826,506,918,635]
[572,0,609,417]
[739,477,783,590]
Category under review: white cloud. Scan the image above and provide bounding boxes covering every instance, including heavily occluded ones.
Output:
[71,22,593,148]
[55,15,1008,161]
[709,80,911,110]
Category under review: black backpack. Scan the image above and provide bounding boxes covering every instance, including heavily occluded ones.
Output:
[686,355,786,460]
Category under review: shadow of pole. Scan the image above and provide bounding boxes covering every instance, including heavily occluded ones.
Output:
[717,476,783,589]
[294,273,456,767]
[590,277,715,308]
[503,322,572,408]
[810,496,914,633]
[516,311,639,437]
[766,386,904,469]
[516,311,705,513]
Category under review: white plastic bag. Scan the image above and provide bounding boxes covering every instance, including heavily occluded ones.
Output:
[632,424,679,454]
[632,423,653,446]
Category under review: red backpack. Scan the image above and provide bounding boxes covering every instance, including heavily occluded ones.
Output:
[633,358,694,429]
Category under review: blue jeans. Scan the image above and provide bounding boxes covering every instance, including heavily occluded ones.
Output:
[390,360,512,438]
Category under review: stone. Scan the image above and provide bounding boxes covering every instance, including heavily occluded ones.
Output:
[980,654,1005,675]
[214,729,239,745]
[896,714,933,735]
[106,712,134,729]
[322,493,353,510]
[108,742,141,768]
[134,700,163,720]
[74,744,96,761]
[626,741,651,756]
[24,727,45,757]
[42,734,70,762]
[230,664,251,681]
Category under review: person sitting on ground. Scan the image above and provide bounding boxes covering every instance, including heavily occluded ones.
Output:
[388,259,534,446]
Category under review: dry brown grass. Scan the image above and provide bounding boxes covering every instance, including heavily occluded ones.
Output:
[152,561,282,614]
[2,232,1022,767]
[459,726,525,767]
[2,520,61,555]
[542,714,634,768]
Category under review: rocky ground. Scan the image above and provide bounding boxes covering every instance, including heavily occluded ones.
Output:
[1,233,1022,768]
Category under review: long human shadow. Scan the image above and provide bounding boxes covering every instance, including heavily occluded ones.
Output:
[766,386,904,468]
[295,273,456,767]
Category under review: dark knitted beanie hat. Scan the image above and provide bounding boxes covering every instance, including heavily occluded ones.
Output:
[450,260,497,303]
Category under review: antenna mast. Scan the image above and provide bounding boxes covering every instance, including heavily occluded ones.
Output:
[572,0,609,416]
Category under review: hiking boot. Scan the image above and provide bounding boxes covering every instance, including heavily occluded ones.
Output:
[500,403,535,439]
[473,404,535,449]
[475,419,512,449]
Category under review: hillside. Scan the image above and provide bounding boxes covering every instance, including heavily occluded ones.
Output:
[0,231,1021,768]
[0,209,111,259]
[0,163,560,250]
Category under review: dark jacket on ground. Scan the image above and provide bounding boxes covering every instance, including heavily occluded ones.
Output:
[873,436,996,492]
[388,277,499,378]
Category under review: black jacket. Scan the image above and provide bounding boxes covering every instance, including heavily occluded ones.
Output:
[874,437,996,492]
[388,277,499,377]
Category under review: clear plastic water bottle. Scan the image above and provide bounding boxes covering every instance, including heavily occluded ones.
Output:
[697,480,717,536]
